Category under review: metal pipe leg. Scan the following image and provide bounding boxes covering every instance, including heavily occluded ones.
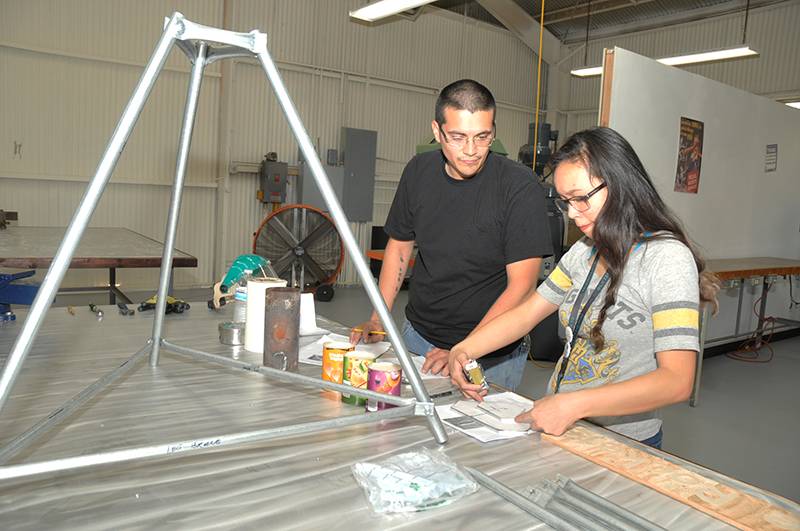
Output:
[0,15,182,414]
[256,50,447,444]
[150,43,208,366]
[754,276,770,349]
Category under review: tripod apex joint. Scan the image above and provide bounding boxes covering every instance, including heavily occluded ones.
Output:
[165,11,268,56]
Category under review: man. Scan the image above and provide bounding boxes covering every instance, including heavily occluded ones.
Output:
[351,79,552,390]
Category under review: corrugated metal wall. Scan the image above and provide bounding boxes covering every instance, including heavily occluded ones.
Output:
[558,1,800,139]
[1,0,538,290]
[3,0,797,290]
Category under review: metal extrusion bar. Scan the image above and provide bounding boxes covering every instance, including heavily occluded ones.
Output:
[161,340,415,408]
[558,478,665,531]
[542,497,612,531]
[0,405,414,481]
[255,50,448,445]
[0,14,182,414]
[150,42,208,366]
[465,467,580,531]
[0,344,151,463]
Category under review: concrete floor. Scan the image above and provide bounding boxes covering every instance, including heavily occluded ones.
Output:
[40,284,800,502]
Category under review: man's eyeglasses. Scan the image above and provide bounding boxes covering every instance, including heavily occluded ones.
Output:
[554,182,607,213]
[438,123,495,149]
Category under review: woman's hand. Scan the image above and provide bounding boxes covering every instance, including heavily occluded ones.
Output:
[448,347,488,402]
[514,394,582,436]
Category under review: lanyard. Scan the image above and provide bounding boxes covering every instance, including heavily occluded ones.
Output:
[554,252,610,394]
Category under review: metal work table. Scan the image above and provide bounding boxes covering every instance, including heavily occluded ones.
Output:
[1,305,796,529]
[690,257,800,406]
[0,227,198,304]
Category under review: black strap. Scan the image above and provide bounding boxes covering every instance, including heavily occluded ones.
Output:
[554,253,610,393]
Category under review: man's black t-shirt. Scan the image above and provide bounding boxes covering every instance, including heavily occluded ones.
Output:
[384,150,552,358]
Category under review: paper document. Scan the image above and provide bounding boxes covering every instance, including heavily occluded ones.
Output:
[436,403,530,443]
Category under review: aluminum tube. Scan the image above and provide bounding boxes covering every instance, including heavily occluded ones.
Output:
[558,480,665,531]
[0,16,181,415]
[0,405,414,481]
[161,340,415,408]
[465,467,580,531]
[544,497,613,531]
[255,50,447,445]
[0,344,150,463]
[150,42,208,366]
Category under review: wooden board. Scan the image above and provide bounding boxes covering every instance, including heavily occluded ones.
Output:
[706,257,800,281]
[543,426,800,531]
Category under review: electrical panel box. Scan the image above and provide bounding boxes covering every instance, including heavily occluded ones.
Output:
[259,160,288,203]
[298,127,377,222]
[299,164,345,213]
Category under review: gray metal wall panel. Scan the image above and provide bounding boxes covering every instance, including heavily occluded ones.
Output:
[0,0,222,72]
[2,0,542,289]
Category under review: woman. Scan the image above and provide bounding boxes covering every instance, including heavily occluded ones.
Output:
[447,127,719,448]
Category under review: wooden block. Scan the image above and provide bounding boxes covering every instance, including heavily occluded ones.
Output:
[543,426,799,531]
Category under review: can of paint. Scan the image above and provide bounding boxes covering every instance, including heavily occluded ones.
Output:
[342,351,377,406]
[463,359,488,390]
[366,362,402,412]
[322,341,353,395]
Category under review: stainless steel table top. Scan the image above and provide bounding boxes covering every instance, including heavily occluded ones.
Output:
[0,304,790,530]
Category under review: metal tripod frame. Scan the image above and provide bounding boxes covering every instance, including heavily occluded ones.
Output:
[0,12,447,480]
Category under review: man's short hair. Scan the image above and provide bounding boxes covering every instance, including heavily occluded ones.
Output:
[435,79,496,125]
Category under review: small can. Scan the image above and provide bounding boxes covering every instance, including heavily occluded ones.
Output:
[463,359,489,390]
[342,351,377,406]
[366,362,402,412]
[322,341,353,391]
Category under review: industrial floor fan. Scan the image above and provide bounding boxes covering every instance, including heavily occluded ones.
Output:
[252,204,344,301]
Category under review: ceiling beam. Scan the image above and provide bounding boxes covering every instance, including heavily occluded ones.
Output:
[476,0,561,63]
[540,0,655,25]
[560,0,780,45]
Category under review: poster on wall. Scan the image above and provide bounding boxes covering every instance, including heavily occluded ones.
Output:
[674,117,704,193]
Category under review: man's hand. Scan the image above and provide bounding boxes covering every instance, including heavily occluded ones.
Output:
[420,347,451,376]
[514,394,580,436]
[350,320,384,344]
[448,348,487,402]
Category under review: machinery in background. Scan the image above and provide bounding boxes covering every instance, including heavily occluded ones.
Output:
[519,122,558,178]
[520,122,567,362]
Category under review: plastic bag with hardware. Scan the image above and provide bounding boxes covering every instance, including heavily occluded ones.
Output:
[351,447,479,514]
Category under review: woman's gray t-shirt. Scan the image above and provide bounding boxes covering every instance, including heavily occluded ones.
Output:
[537,236,700,440]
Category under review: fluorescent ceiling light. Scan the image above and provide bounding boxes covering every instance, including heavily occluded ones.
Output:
[570,46,759,77]
[349,0,435,22]
[786,102,800,109]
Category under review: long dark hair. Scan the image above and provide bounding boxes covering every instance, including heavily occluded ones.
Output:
[550,127,719,349]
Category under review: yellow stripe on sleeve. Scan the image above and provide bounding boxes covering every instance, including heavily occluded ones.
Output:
[652,308,699,331]
[548,266,572,291]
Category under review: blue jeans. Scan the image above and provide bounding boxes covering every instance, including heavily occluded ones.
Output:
[640,428,663,449]
[401,320,529,390]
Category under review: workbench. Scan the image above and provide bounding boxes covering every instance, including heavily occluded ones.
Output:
[0,226,198,304]
[1,304,796,529]
[691,257,800,406]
